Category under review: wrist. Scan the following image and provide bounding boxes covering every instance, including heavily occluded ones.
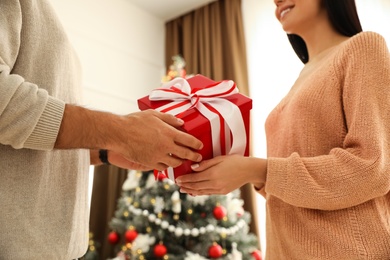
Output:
[55,104,123,150]
[99,149,111,165]
[246,157,267,188]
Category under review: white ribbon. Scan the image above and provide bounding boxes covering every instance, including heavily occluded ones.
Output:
[149,77,247,179]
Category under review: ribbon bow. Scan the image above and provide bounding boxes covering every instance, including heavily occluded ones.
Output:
[149,77,246,157]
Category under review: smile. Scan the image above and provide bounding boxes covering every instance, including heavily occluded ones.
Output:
[280,7,292,19]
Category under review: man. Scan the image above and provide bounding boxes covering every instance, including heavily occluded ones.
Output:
[0,0,202,258]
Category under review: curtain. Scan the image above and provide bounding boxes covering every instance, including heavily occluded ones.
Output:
[165,0,260,241]
[89,165,128,259]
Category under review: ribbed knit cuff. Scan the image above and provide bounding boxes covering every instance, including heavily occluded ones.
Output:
[265,157,289,197]
[24,96,65,150]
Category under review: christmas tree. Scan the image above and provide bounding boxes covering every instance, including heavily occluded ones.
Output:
[80,232,100,260]
[161,55,189,83]
[106,170,262,260]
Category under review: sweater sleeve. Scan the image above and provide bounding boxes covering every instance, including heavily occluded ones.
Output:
[265,32,390,210]
[0,1,65,150]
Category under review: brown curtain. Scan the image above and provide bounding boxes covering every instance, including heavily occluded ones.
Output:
[89,165,128,259]
[165,0,260,242]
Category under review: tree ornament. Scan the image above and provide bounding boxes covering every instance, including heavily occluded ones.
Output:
[227,198,245,222]
[132,234,156,255]
[186,194,209,206]
[251,250,262,260]
[156,171,167,181]
[125,228,138,242]
[171,191,182,214]
[154,242,167,257]
[108,231,120,244]
[185,252,209,260]
[227,242,242,260]
[122,170,141,190]
[208,243,223,258]
[112,251,128,260]
[213,205,227,220]
[154,196,165,214]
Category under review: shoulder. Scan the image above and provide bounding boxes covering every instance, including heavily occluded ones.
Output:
[0,1,22,67]
[335,31,389,69]
[341,31,389,58]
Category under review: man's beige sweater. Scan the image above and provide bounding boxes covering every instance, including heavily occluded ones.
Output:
[0,1,89,259]
[264,31,390,259]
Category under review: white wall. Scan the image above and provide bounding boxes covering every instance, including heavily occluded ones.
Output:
[49,0,167,204]
[50,0,166,115]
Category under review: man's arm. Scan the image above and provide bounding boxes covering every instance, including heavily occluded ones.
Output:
[55,104,203,171]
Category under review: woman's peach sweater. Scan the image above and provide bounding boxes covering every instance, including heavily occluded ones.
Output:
[264,31,390,259]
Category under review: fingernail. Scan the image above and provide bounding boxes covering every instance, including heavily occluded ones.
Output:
[180,188,187,193]
[191,163,199,170]
[176,179,181,185]
[176,118,184,124]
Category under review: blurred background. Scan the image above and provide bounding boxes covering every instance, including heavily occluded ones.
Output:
[49,0,390,258]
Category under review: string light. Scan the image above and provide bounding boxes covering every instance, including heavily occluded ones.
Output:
[126,204,246,238]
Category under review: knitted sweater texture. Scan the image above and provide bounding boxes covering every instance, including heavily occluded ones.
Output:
[264,31,390,259]
[0,1,89,259]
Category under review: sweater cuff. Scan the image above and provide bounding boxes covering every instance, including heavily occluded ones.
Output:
[24,96,65,150]
[265,157,289,197]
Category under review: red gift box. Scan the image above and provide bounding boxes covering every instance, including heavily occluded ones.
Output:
[137,74,252,181]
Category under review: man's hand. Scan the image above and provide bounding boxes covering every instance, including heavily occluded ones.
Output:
[117,110,203,171]
[56,105,203,171]
[90,149,151,170]
[108,150,152,171]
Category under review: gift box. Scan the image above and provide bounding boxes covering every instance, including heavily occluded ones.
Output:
[137,74,252,181]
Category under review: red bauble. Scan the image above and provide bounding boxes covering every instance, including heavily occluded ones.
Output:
[213,205,227,220]
[107,231,120,244]
[208,243,223,258]
[154,170,167,181]
[125,229,138,242]
[153,243,167,257]
[251,250,263,260]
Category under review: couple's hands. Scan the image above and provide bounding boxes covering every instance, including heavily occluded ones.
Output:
[115,109,203,171]
[176,155,267,196]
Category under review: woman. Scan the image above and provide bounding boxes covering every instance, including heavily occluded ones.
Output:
[176,0,390,258]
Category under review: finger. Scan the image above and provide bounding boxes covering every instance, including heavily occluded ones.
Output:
[176,172,211,185]
[190,156,225,172]
[170,145,202,162]
[154,154,183,171]
[154,162,169,172]
[174,131,203,151]
[162,154,183,168]
[179,187,220,196]
[155,111,184,127]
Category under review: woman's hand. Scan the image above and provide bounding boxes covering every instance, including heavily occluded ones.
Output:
[176,155,267,196]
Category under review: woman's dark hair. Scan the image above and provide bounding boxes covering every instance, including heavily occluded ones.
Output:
[288,0,363,63]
